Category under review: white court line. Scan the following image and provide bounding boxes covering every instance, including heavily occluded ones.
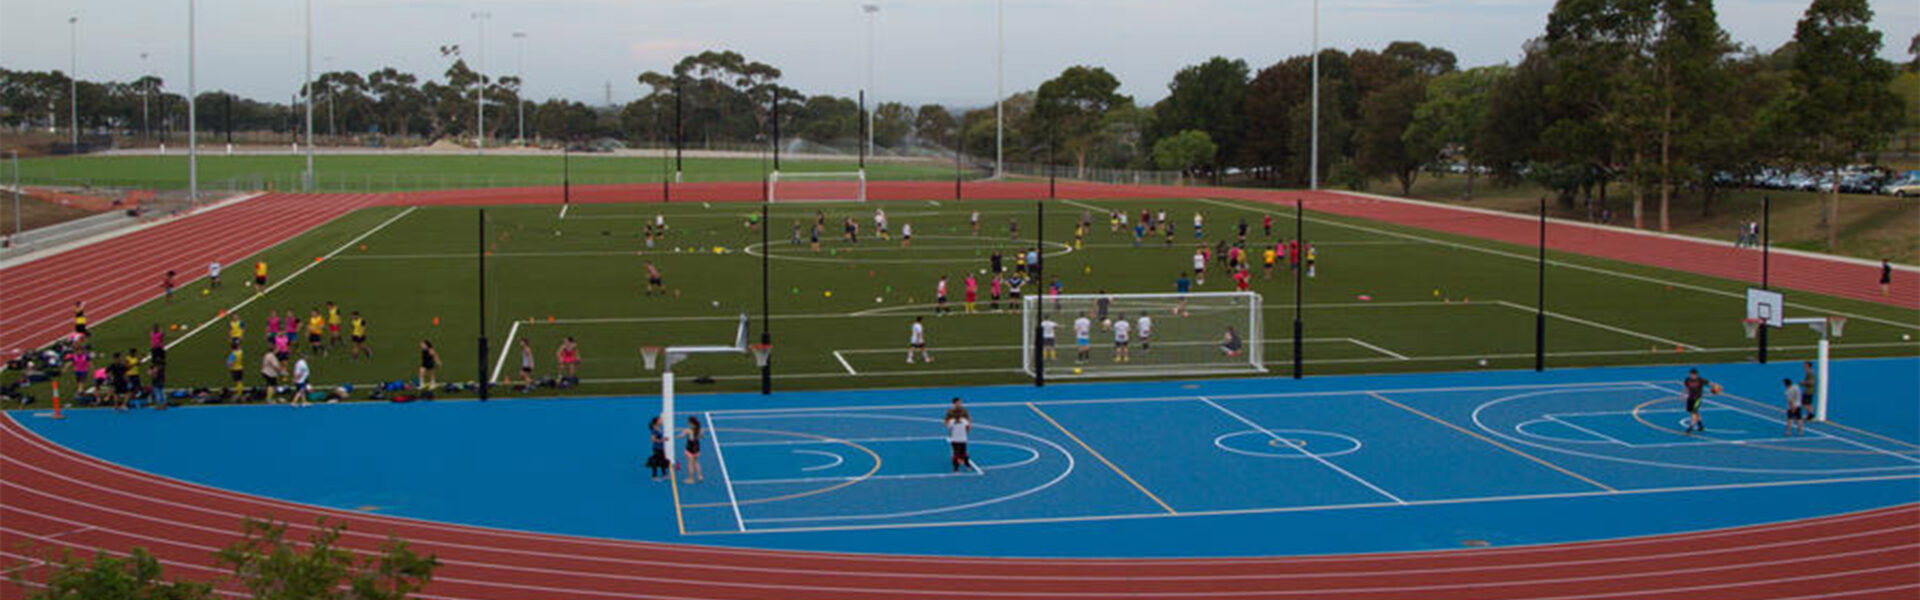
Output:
[1540,415,1628,446]
[488,321,522,384]
[1345,338,1408,360]
[1638,383,1920,465]
[731,470,984,486]
[1493,300,1703,351]
[705,412,747,532]
[164,206,418,353]
[1184,196,1920,332]
[793,449,845,472]
[1197,396,1407,505]
[833,351,858,375]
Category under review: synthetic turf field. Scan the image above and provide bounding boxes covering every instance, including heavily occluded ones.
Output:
[10,154,965,191]
[25,193,1919,399]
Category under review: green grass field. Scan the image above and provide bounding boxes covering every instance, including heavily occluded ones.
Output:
[19,193,1917,404]
[11,154,969,192]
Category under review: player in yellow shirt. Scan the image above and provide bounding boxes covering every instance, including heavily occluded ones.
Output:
[349,311,371,362]
[253,260,269,293]
[1262,247,1277,279]
[226,341,246,396]
[228,315,244,345]
[73,301,88,339]
[306,309,327,357]
[325,301,343,349]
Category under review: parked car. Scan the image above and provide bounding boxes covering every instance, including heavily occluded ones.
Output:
[1883,178,1920,198]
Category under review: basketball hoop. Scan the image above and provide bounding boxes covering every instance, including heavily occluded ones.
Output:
[1826,316,1847,338]
[749,344,773,368]
[640,346,662,371]
[1742,318,1764,339]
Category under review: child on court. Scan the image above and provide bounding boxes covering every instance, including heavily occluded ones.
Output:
[682,416,705,484]
[647,417,671,481]
[908,317,933,363]
[944,398,973,472]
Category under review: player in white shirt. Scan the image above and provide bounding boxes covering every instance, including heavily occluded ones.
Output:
[291,357,312,407]
[1073,312,1093,363]
[901,222,913,247]
[1112,316,1132,363]
[1194,212,1205,239]
[908,316,932,363]
[1040,317,1060,361]
[874,209,890,241]
[1193,248,1208,286]
[970,210,981,235]
[1136,314,1153,354]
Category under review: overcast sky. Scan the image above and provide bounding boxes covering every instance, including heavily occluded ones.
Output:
[2,0,1914,108]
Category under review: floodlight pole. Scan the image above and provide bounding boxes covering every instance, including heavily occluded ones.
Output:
[11,151,20,240]
[513,32,527,145]
[1293,198,1304,379]
[673,79,683,184]
[473,11,490,153]
[141,52,151,141]
[69,16,79,154]
[863,4,879,160]
[858,90,867,171]
[1308,0,1319,191]
[188,0,197,205]
[1535,195,1546,372]
[1759,195,1770,364]
[478,209,490,401]
[303,0,314,192]
[994,0,1004,179]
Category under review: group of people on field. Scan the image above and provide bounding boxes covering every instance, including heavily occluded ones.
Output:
[222,301,366,405]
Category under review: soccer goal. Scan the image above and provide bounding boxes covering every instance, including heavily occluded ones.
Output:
[1023,291,1265,379]
[769,169,867,203]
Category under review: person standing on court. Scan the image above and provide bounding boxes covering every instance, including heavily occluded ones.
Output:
[1801,361,1818,420]
[945,397,973,472]
[1783,378,1805,436]
[1682,368,1715,434]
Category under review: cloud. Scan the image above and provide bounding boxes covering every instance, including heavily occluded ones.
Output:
[629,40,704,63]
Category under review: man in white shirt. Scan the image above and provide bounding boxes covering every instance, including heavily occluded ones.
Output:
[1073,312,1093,363]
[944,397,973,472]
[1113,316,1132,363]
[208,261,222,289]
[291,357,312,408]
[1137,314,1154,353]
[908,316,932,364]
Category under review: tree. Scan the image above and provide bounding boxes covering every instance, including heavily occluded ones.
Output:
[1779,0,1904,248]
[9,548,214,600]
[1152,129,1217,174]
[1244,56,1313,184]
[913,104,957,148]
[1030,66,1132,176]
[1150,57,1250,167]
[1405,65,1509,199]
[873,102,913,148]
[368,67,423,140]
[1383,41,1460,77]
[1648,0,1735,231]
[1355,78,1432,195]
[217,518,437,600]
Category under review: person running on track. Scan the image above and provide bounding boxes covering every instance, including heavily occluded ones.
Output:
[73,301,87,339]
[163,270,176,303]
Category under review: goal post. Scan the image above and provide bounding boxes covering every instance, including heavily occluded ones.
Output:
[769,169,867,203]
[1023,291,1265,379]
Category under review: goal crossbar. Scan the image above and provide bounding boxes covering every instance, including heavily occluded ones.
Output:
[1023,291,1265,380]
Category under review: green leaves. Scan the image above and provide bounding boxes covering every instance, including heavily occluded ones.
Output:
[1152,130,1217,173]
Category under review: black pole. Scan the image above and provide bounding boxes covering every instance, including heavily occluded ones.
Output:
[762,94,776,395]
[673,80,683,180]
[1293,198,1304,380]
[1535,195,1547,372]
[478,209,490,401]
[955,141,963,200]
[562,146,571,204]
[1033,186,1046,388]
[858,91,867,171]
[1759,195,1770,364]
[659,112,670,204]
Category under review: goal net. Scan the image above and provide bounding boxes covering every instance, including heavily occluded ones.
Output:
[1023,291,1265,379]
[769,170,867,203]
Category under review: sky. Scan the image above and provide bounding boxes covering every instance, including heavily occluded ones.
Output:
[1,0,1914,109]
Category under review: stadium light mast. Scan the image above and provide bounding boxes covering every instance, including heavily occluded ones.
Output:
[473,11,491,153]
[303,0,314,192]
[1309,0,1319,191]
[189,0,198,205]
[513,32,527,145]
[69,16,79,154]
[862,4,880,160]
[995,0,1004,179]
[141,52,152,140]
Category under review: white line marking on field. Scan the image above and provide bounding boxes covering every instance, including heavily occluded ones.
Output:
[793,449,845,472]
[1346,338,1409,360]
[833,351,858,375]
[558,203,570,220]
[1185,196,1920,331]
[166,206,418,352]
[1060,198,1109,214]
[1494,300,1703,351]
[1637,383,1920,465]
[1198,396,1407,505]
[705,412,747,532]
[489,321,522,384]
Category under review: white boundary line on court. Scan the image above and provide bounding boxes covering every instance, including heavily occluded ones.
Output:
[1636,383,1920,465]
[704,412,747,532]
[1538,415,1629,446]
[793,449,844,472]
[164,206,419,352]
[1197,396,1406,505]
[1182,196,1920,332]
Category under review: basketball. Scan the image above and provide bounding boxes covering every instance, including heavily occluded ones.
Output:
[1711,383,1723,395]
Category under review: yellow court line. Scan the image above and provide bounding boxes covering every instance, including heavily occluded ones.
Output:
[1823,419,1920,451]
[1365,392,1616,492]
[670,462,687,536]
[1027,402,1177,514]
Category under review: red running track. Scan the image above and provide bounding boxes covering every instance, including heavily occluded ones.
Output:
[2,415,1917,599]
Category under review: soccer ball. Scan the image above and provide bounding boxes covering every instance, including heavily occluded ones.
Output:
[1477,359,1488,367]
[711,301,720,308]
[1072,367,1082,375]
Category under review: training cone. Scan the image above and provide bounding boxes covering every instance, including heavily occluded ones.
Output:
[432,317,440,326]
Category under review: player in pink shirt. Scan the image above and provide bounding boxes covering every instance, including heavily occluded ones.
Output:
[266,313,282,347]
[935,276,950,315]
[964,274,979,313]
[989,275,1004,311]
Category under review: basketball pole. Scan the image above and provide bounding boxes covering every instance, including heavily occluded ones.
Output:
[1535,194,1546,372]
[1758,195,1770,364]
[761,94,776,396]
[1293,197,1304,380]
[477,208,489,401]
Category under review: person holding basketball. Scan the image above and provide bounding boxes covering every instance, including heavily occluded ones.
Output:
[1682,368,1717,434]
[945,397,973,472]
